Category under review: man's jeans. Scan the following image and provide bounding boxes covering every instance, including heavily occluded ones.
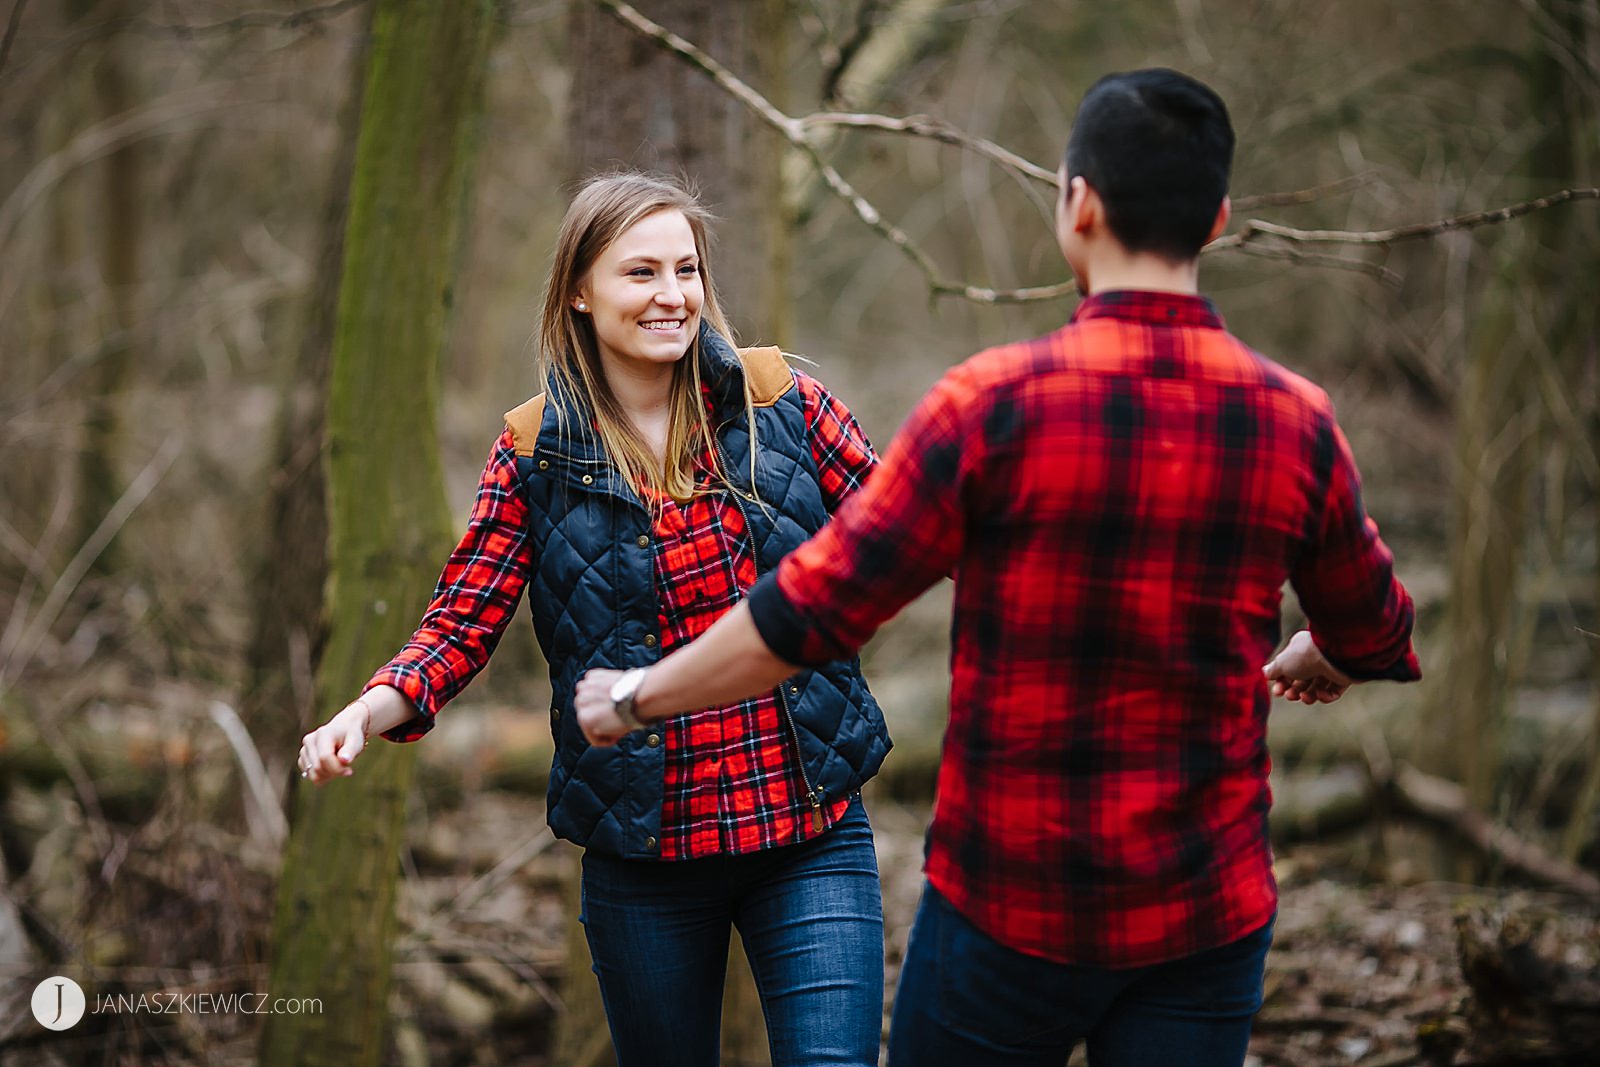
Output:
[580,796,883,1067]
[889,883,1272,1067]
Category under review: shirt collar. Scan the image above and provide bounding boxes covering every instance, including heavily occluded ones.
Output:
[1070,289,1225,330]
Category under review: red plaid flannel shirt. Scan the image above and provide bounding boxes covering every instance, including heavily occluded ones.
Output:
[367,370,876,860]
[749,291,1421,965]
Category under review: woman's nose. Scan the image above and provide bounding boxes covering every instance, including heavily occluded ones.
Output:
[655,278,685,307]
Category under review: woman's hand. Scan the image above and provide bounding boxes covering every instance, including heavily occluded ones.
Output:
[297,700,372,784]
[1263,630,1354,705]
[575,669,632,748]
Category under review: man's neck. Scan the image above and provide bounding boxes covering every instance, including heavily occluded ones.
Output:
[1081,248,1201,297]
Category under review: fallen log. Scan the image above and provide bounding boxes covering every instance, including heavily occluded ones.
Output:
[1388,763,1600,899]
[1415,904,1600,1066]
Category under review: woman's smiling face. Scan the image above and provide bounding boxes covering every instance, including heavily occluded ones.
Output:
[575,208,704,375]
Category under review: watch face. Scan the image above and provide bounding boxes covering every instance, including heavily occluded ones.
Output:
[610,669,642,705]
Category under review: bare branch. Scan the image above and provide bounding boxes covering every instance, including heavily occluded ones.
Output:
[0,0,366,90]
[118,0,367,40]
[1230,242,1403,288]
[1212,187,1600,249]
[1231,172,1376,211]
[800,111,1058,184]
[0,0,29,80]
[598,0,1072,304]
[599,0,1599,302]
[822,0,885,105]
[0,436,181,691]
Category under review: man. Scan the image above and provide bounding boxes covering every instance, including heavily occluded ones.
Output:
[577,68,1420,1065]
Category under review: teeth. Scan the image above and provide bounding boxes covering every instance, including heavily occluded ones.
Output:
[641,321,682,331]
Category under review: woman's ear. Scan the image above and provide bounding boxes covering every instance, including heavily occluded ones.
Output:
[571,292,590,313]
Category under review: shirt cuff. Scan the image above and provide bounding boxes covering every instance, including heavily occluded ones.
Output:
[748,571,827,668]
[364,665,436,742]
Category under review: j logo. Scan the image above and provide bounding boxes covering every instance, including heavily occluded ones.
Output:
[31,976,86,1030]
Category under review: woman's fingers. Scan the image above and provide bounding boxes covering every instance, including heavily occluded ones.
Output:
[298,709,366,784]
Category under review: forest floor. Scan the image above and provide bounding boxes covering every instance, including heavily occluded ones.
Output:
[389,791,1599,1067]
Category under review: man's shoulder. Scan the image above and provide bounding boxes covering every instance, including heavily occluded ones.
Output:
[952,325,1074,384]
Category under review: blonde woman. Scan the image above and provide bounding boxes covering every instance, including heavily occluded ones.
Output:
[297,172,891,1066]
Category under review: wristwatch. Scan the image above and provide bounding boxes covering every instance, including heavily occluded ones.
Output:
[609,667,649,732]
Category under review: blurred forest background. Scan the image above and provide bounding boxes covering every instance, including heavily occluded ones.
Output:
[1,1,1597,1065]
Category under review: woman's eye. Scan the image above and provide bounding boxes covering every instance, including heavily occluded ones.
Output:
[679,264,699,276]
[628,268,653,278]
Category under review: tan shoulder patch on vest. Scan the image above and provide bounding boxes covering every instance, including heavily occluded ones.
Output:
[503,394,546,457]
[737,346,794,407]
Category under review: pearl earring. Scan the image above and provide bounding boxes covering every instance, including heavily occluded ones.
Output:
[576,301,588,312]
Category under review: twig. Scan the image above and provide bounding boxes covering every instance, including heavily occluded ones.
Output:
[1212,188,1600,249]
[0,436,182,691]
[0,85,264,249]
[0,0,366,92]
[208,701,289,850]
[104,0,366,41]
[1230,241,1403,287]
[598,0,1076,305]
[799,110,1058,184]
[1231,172,1376,211]
[600,0,1600,303]
[407,828,558,936]
[0,0,28,80]
[821,0,885,104]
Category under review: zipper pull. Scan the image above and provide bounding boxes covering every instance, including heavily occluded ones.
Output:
[809,790,825,833]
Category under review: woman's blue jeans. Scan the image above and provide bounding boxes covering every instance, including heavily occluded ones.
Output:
[889,883,1273,1067]
[579,796,883,1067]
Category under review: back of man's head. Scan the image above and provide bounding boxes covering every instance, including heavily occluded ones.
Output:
[1064,69,1234,262]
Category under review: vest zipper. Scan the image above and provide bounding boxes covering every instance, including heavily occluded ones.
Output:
[713,440,826,834]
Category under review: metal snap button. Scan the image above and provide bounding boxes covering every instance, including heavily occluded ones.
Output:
[643,634,657,648]
[646,733,660,747]
[581,473,594,485]
[644,836,657,850]
[636,534,650,548]
[537,459,549,470]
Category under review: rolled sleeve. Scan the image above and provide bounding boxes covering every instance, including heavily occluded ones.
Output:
[365,429,536,741]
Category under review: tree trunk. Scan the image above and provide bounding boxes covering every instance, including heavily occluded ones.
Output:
[568,0,788,339]
[241,11,372,772]
[259,3,496,1065]
[1419,10,1582,874]
[557,5,790,1062]
[72,0,140,579]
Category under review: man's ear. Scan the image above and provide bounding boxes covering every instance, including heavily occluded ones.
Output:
[1070,176,1100,236]
[1206,196,1232,244]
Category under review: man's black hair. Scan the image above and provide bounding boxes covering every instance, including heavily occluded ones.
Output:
[1064,69,1234,261]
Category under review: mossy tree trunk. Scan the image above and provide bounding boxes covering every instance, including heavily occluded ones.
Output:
[242,13,372,771]
[259,3,497,1065]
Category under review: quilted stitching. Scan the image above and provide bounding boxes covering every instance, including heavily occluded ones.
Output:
[514,330,890,858]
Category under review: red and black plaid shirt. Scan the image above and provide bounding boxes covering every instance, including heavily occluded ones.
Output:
[367,370,876,860]
[749,291,1420,966]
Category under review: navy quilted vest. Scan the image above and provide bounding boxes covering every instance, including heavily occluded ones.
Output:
[513,325,891,858]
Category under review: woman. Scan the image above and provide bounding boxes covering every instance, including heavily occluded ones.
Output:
[296,171,891,1066]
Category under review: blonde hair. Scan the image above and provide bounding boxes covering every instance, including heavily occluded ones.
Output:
[538,171,753,511]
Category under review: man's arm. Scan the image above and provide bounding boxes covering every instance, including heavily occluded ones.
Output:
[1281,416,1421,693]
[576,363,980,745]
